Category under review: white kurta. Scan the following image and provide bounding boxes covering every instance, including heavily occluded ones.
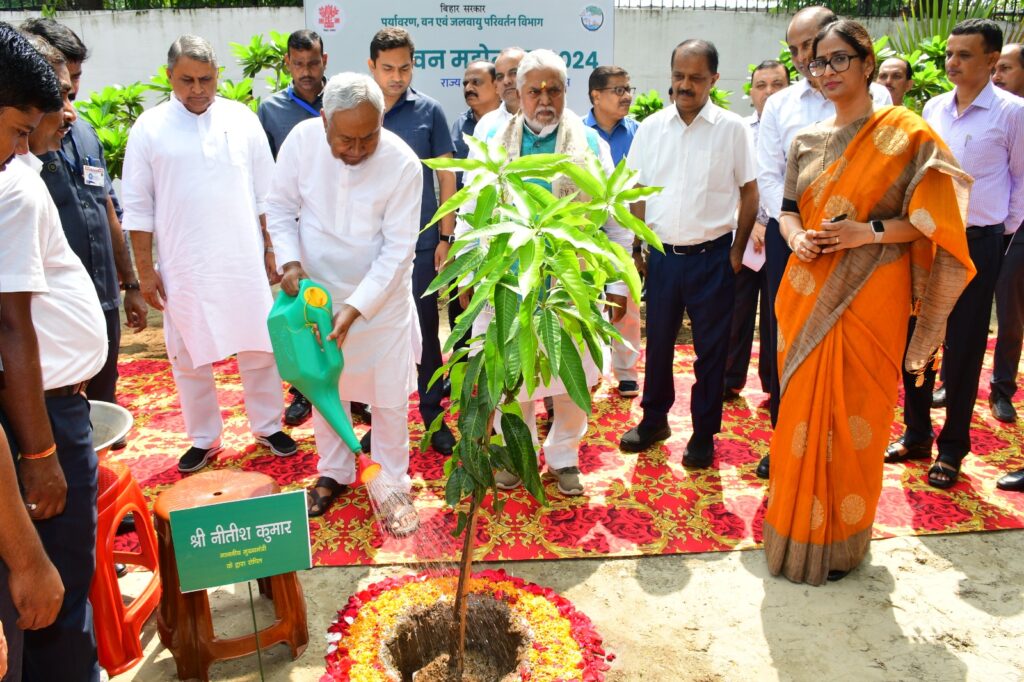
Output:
[266,120,421,409]
[121,96,276,369]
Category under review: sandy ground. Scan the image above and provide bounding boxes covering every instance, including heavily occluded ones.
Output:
[115,308,1024,682]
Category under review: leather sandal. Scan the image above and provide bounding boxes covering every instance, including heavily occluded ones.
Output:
[307,476,348,517]
[927,457,961,490]
[884,437,933,464]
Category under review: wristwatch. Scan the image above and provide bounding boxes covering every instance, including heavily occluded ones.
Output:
[442,234,456,244]
[871,219,885,243]
[121,281,140,291]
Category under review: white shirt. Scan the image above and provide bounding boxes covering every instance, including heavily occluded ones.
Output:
[266,120,422,408]
[121,96,276,368]
[0,155,105,389]
[473,102,514,142]
[627,100,756,246]
[757,79,892,220]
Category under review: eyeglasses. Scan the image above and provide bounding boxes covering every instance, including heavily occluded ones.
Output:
[808,53,861,78]
[596,86,636,97]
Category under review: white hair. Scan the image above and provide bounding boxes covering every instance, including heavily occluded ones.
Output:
[516,49,567,90]
[322,72,384,120]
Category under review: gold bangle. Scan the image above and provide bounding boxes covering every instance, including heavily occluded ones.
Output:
[21,444,57,460]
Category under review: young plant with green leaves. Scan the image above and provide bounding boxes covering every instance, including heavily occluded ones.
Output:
[421,135,661,676]
[230,31,291,95]
[628,89,665,122]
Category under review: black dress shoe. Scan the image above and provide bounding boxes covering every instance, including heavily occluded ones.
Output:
[884,437,933,464]
[682,437,714,469]
[996,468,1024,492]
[116,514,136,536]
[284,392,313,426]
[722,386,742,401]
[989,393,1017,423]
[620,423,671,452]
[931,386,947,409]
[755,455,770,479]
[827,570,849,582]
[431,422,456,456]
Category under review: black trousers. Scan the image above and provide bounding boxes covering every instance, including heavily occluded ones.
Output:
[86,307,121,404]
[901,225,1004,460]
[991,233,1024,400]
[413,249,444,425]
[725,264,770,393]
[639,240,735,443]
[763,218,789,426]
[1,394,100,682]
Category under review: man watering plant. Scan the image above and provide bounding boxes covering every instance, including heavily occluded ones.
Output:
[266,72,421,534]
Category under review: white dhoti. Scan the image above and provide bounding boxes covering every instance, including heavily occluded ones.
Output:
[165,311,284,448]
[493,395,588,471]
[473,306,597,469]
[611,296,642,383]
[312,401,410,491]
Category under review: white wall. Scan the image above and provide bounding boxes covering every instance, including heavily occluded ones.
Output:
[0,7,304,101]
[614,10,903,115]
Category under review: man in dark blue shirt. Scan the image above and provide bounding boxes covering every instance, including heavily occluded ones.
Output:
[257,29,328,159]
[584,65,641,399]
[450,59,500,188]
[22,19,147,420]
[447,59,500,354]
[367,27,457,454]
[257,29,330,427]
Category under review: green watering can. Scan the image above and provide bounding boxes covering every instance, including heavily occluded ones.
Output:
[267,279,380,484]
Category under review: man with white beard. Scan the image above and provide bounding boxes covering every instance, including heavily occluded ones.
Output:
[267,73,421,533]
[466,49,633,496]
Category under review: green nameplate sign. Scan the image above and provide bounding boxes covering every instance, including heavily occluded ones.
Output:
[169,490,310,593]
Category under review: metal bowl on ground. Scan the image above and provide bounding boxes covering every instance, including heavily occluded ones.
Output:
[90,401,133,458]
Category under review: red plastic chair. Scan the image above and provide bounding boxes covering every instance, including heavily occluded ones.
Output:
[89,461,162,677]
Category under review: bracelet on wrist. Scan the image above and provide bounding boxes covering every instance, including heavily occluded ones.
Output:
[121,281,140,291]
[21,444,57,460]
[265,247,275,254]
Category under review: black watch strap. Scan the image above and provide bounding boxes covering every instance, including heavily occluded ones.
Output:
[443,234,456,244]
[122,281,140,291]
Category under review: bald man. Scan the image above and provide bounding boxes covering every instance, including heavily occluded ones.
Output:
[877,57,914,106]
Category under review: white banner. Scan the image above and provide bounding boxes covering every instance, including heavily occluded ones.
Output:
[305,0,615,124]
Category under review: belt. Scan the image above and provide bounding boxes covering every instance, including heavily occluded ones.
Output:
[43,381,88,398]
[966,223,1004,240]
[661,233,732,256]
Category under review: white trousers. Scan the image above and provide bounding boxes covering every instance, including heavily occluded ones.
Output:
[313,401,411,491]
[169,348,284,449]
[611,296,641,382]
[493,393,588,470]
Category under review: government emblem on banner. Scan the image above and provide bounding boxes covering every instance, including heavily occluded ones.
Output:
[580,5,604,31]
[318,2,342,32]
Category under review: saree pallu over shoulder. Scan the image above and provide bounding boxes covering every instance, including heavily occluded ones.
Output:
[765,106,974,585]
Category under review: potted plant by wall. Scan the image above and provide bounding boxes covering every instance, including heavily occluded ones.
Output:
[420,135,661,678]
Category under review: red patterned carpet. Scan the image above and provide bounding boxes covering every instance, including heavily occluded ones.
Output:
[109,342,1024,566]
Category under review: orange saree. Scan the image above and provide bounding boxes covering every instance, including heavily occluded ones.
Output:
[764,106,975,585]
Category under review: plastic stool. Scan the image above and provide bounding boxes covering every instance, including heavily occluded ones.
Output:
[153,470,308,681]
[89,461,162,677]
